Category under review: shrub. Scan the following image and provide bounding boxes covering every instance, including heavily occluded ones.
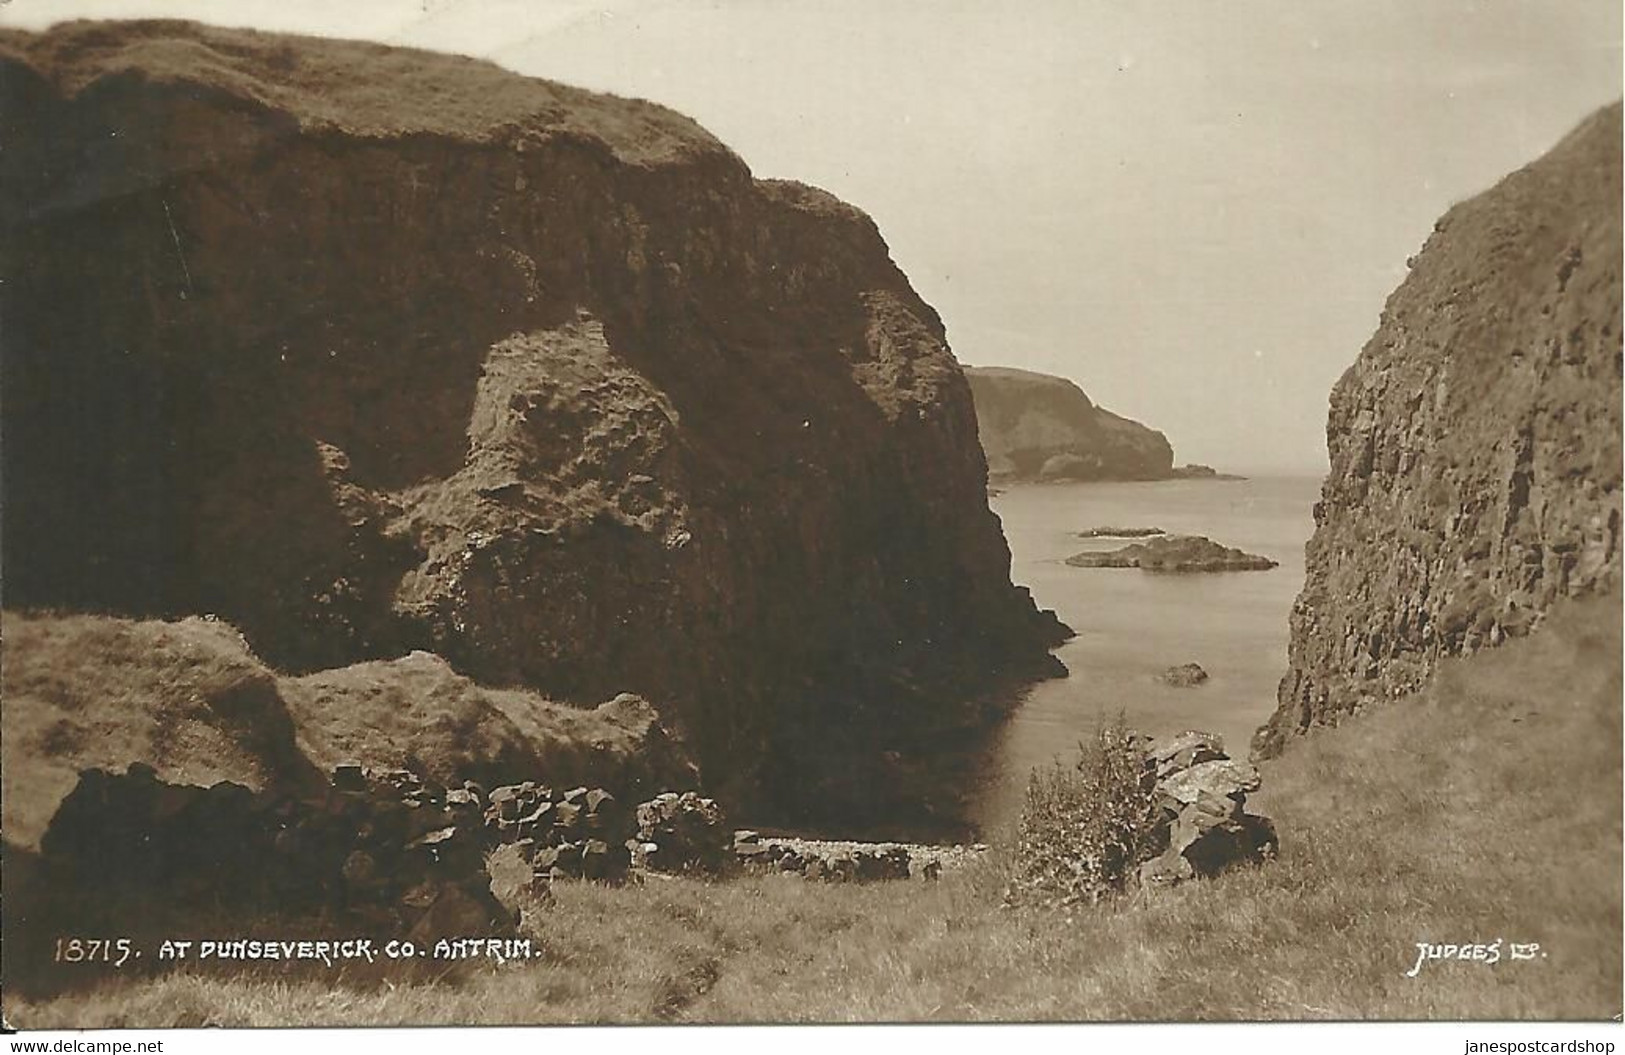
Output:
[1005,713,1162,908]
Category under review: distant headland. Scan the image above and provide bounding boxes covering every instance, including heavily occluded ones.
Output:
[964,366,1242,483]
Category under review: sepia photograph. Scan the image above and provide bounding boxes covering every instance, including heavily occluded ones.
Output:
[0,0,1620,1043]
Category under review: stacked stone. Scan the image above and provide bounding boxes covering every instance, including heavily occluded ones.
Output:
[734,832,913,881]
[633,792,729,873]
[324,763,506,939]
[1137,732,1277,889]
[38,762,514,941]
[482,783,632,887]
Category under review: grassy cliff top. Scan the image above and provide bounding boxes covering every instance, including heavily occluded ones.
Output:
[2,19,739,167]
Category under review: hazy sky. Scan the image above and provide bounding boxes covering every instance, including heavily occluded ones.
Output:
[4,2,1620,472]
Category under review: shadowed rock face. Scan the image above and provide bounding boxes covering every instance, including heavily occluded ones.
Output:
[964,366,1175,481]
[1254,102,1623,760]
[0,21,1068,828]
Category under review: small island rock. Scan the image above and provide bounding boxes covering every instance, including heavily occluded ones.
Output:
[1065,535,1277,572]
[1077,526,1165,539]
[1160,663,1210,687]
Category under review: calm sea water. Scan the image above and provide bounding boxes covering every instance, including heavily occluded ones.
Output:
[971,475,1322,835]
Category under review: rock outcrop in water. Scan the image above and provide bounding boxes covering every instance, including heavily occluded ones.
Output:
[965,366,1175,481]
[1159,663,1209,687]
[1066,534,1277,572]
[1254,103,1623,759]
[1170,464,1246,481]
[1078,526,1166,539]
[0,21,1068,829]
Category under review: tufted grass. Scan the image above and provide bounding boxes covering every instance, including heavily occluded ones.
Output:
[6,596,1618,1027]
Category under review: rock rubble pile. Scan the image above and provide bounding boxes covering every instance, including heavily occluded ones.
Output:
[1138,732,1277,888]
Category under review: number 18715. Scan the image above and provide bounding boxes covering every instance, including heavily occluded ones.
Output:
[54,937,137,968]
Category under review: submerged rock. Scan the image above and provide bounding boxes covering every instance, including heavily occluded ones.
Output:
[1159,662,1210,687]
[1171,464,1247,481]
[1078,526,1166,539]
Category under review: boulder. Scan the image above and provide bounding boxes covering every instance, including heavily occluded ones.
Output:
[1157,758,1261,812]
[1159,663,1210,688]
[403,879,515,946]
[1147,731,1227,780]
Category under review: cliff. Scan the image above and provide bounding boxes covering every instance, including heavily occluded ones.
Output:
[964,366,1175,481]
[1254,102,1623,759]
[0,20,1068,829]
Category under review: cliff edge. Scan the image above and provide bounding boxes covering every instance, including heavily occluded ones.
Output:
[0,20,1068,829]
[1255,102,1623,759]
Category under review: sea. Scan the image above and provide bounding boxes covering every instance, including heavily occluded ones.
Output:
[970,474,1323,836]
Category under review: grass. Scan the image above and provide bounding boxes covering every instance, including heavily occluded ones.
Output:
[0,612,319,851]
[5,595,1618,1026]
[3,19,731,166]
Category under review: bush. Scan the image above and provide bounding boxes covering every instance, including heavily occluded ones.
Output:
[1005,714,1162,908]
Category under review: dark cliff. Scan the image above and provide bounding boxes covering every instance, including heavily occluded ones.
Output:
[0,21,1068,829]
[964,366,1175,482]
[1255,103,1623,759]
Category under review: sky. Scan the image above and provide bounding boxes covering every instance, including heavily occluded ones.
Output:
[4,1,1620,473]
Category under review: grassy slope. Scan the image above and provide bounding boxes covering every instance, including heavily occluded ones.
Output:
[8,595,1617,1026]
[0,614,321,851]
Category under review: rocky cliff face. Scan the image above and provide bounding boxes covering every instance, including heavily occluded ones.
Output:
[965,366,1175,482]
[0,21,1067,828]
[1254,103,1622,759]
